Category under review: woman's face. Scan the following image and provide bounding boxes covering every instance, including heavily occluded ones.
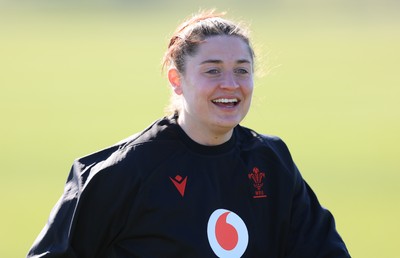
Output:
[169,35,254,144]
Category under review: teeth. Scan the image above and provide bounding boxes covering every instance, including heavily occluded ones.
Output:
[212,98,238,103]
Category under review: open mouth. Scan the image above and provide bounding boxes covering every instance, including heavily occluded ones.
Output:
[211,98,240,108]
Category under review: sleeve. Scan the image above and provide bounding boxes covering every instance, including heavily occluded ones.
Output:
[27,149,136,258]
[285,164,351,258]
[262,136,350,257]
[27,161,86,258]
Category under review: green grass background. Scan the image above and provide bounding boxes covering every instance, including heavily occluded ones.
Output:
[1,1,399,257]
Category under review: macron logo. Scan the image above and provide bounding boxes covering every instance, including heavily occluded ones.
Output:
[169,174,188,197]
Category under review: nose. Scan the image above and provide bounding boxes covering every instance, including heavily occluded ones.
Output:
[220,72,239,90]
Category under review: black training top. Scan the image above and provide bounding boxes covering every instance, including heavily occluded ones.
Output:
[28,115,350,258]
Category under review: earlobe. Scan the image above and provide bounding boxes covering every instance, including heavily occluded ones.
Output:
[168,68,183,95]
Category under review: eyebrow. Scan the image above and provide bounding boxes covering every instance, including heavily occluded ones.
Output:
[200,59,252,65]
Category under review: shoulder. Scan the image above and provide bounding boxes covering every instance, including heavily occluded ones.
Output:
[236,125,291,155]
[235,125,296,170]
[71,116,181,187]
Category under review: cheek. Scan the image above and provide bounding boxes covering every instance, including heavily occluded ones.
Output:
[186,80,213,99]
[242,79,254,96]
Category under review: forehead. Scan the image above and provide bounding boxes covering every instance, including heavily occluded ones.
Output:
[189,35,253,64]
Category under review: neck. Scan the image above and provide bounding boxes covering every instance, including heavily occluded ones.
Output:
[177,115,233,146]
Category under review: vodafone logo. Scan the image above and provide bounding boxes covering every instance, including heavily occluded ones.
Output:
[207,209,249,258]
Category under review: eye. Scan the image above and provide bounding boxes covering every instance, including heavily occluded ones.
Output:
[235,68,250,75]
[205,68,220,75]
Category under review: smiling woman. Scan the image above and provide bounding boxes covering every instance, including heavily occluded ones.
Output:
[27,10,351,258]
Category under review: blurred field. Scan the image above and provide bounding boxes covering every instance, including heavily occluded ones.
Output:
[1,1,399,257]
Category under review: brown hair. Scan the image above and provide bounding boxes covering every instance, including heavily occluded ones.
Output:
[162,10,255,74]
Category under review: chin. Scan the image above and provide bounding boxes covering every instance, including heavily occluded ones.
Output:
[214,117,242,130]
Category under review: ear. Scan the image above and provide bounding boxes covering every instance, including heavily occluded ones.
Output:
[168,68,183,95]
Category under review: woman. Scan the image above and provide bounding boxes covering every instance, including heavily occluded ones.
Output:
[28,10,350,258]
